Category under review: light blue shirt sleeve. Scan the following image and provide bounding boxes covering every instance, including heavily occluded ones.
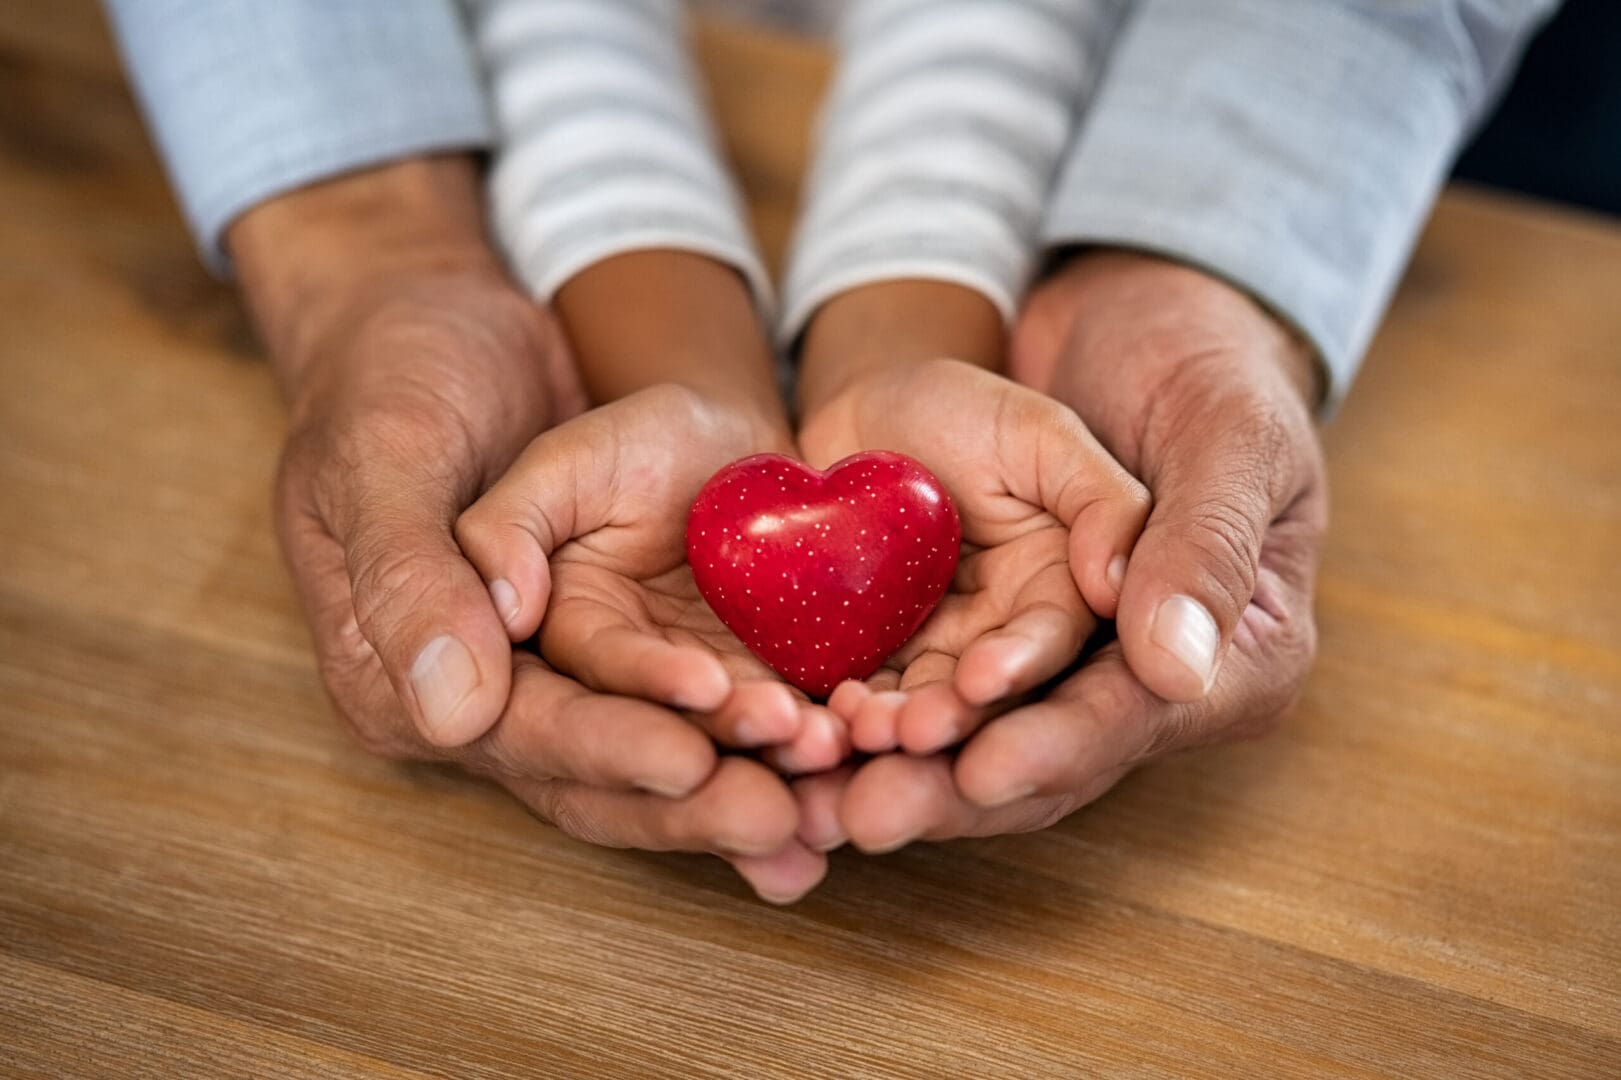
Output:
[101,0,494,274]
[1042,0,1562,411]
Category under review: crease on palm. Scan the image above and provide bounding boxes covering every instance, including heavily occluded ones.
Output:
[814,375,1092,703]
[530,403,810,703]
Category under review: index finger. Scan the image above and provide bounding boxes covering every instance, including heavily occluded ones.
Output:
[952,644,1164,810]
[456,653,719,799]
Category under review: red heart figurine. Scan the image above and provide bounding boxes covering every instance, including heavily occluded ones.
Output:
[687,451,961,697]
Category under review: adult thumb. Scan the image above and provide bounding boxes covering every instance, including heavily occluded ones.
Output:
[1115,402,1304,703]
[337,469,516,749]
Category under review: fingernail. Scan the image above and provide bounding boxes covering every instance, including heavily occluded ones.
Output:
[733,716,765,745]
[755,887,809,906]
[1106,555,1127,595]
[671,661,731,712]
[636,775,696,799]
[488,579,521,628]
[981,782,1036,809]
[411,635,480,742]
[811,830,847,853]
[863,829,920,856]
[1150,594,1219,693]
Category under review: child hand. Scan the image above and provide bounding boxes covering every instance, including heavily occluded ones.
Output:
[798,356,1150,756]
[455,384,850,773]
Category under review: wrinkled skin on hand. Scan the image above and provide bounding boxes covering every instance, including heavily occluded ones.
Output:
[793,253,1330,858]
[274,272,824,903]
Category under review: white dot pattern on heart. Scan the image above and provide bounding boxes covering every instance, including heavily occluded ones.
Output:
[685,450,960,697]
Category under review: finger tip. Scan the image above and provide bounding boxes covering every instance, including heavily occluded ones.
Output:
[849,718,898,755]
[416,712,491,750]
[717,805,800,859]
[487,578,524,637]
[1123,634,1217,704]
[803,830,847,855]
[671,655,733,712]
[838,759,933,855]
[953,665,1008,709]
[411,636,508,748]
[1105,554,1128,596]
[795,797,848,854]
[739,848,828,905]
[951,753,1025,810]
[1124,588,1225,699]
[895,703,950,756]
[669,748,724,799]
[827,680,870,718]
[897,729,948,757]
[1084,557,1125,619]
[793,711,848,772]
[459,517,551,639]
[959,634,1045,703]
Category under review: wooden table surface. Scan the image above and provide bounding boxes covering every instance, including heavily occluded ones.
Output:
[3,5,1619,1078]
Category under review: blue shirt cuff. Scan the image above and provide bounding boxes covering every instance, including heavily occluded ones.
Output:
[103,0,493,274]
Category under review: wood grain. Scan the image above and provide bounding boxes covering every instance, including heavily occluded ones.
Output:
[2,4,1618,1077]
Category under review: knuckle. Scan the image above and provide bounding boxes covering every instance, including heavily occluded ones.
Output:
[348,542,449,636]
[452,508,538,567]
[515,779,620,849]
[1139,706,1202,759]
[450,503,494,554]
[1121,471,1153,514]
[1285,605,1320,670]
[1228,691,1295,743]
[526,783,577,837]
[1173,499,1264,619]
[476,677,570,783]
[547,796,615,849]
[470,723,527,782]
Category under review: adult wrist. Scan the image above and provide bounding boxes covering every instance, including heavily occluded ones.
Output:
[1044,248,1325,415]
[227,155,506,400]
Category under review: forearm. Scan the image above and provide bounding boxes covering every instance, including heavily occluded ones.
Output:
[227,156,506,400]
[555,251,788,434]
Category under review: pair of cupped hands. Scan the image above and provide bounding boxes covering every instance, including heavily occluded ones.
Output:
[245,163,1329,904]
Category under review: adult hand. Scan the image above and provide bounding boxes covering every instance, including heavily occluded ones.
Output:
[798,251,1328,855]
[240,158,820,902]
[796,356,1148,756]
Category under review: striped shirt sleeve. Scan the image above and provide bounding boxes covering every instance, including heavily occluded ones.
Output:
[472,0,773,311]
[778,0,1130,343]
